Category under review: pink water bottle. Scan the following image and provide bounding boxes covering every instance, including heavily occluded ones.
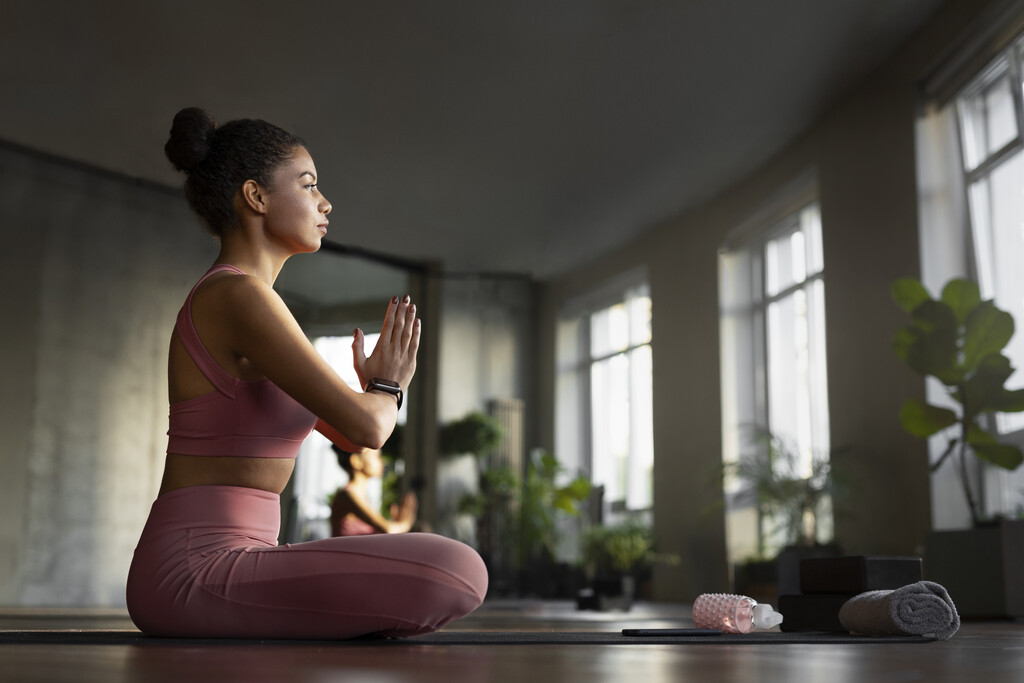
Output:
[692,593,784,634]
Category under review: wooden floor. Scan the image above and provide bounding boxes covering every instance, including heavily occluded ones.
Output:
[2,601,1023,682]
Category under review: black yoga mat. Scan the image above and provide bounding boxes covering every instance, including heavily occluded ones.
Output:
[0,629,936,646]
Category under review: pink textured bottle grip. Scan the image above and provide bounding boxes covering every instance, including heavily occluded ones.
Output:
[693,593,755,634]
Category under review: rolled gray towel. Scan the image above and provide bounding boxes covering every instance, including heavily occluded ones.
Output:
[838,580,960,640]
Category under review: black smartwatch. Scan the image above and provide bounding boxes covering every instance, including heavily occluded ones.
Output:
[364,378,403,409]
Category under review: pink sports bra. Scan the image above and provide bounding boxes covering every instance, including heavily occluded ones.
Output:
[166,265,317,458]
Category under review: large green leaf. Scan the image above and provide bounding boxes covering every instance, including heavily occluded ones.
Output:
[904,306,960,384]
[910,299,958,332]
[963,302,1014,372]
[962,354,1014,416]
[965,420,998,446]
[971,442,1024,470]
[891,278,932,314]
[963,422,1023,469]
[941,279,982,325]
[994,388,1024,413]
[900,399,958,438]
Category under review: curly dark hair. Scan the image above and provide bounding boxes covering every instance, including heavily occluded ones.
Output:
[164,107,305,237]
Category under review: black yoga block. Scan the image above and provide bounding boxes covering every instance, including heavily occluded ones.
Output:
[778,594,850,632]
[800,555,922,595]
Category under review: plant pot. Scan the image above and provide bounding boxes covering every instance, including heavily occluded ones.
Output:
[576,575,636,611]
[775,543,842,598]
[924,519,1024,618]
[732,559,777,605]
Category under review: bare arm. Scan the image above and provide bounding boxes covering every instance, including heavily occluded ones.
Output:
[335,488,416,534]
[216,276,420,449]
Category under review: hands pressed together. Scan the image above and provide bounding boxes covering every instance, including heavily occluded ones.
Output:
[352,294,420,397]
[390,492,419,526]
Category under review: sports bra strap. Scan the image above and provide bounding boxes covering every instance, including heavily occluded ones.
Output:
[175,264,247,397]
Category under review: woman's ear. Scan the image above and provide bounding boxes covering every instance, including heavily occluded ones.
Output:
[349,453,364,474]
[241,179,268,214]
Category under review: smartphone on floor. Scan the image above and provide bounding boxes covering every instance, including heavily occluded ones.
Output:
[621,628,722,637]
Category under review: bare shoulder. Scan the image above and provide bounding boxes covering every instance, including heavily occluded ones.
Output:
[205,271,281,305]
[198,271,293,324]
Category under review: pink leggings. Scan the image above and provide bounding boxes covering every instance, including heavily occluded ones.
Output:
[126,485,488,639]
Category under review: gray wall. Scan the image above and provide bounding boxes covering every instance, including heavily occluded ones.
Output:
[0,144,215,605]
[438,277,535,424]
[536,0,991,600]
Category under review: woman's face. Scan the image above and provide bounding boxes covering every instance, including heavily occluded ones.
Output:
[261,147,332,253]
[361,448,384,478]
[352,448,384,478]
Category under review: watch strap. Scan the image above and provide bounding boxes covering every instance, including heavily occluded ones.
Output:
[364,377,403,410]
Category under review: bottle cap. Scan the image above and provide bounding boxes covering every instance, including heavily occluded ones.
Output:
[752,603,783,629]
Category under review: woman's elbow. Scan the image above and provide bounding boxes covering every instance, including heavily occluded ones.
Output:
[351,413,395,451]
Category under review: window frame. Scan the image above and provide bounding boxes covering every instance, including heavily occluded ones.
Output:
[556,269,653,518]
[719,198,831,559]
[954,35,1024,447]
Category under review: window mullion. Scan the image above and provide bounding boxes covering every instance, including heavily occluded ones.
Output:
[965,137,1024,183]
[580,315,594,484]
[763,272,824,307]
[1011,43,1024,156]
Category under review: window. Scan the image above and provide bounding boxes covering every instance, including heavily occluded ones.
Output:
[956,38,1024,437]
[719,202,831,560]
[556,272,653,519]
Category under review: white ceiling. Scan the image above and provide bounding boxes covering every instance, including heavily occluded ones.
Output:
[1,0,947,279]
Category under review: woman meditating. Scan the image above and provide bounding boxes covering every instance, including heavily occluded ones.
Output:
[126,108,487,639]
[330,444,419,536]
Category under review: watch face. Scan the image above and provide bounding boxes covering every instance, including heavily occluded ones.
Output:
[366,378,403,409]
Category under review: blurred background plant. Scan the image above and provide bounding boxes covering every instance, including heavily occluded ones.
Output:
[891,277,1024,525]
[726,427,835,555]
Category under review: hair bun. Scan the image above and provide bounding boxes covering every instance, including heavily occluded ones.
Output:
[164,107,216,173]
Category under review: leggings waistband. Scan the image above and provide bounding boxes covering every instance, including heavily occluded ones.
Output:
[142,485,281,541]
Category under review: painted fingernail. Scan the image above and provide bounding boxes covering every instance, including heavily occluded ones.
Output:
[403,295,411,303]
[392,296,399,304]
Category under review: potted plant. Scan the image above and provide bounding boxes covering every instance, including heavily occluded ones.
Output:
[726,428,841,600]
[456,464,520,594]
[516,449,591,598]
[578,521,657,611]
[457,446,590,597]
[891,276,1024,616]
[439,411,503,458]
[436,411,504,547]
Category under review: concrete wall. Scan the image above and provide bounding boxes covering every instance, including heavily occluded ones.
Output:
[536,0,995,601]
[0,143,213,605]
[437,277,535,424]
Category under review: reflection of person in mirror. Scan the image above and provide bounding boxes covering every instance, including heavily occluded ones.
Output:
[330,444,418,536]
[126,107,487,640]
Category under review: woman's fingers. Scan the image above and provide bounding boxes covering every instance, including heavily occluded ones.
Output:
[364,294,420,386]
[381,295,417,350]
[379,296,399,343]
[408,317,421,360]
[389,296,410,347]
[351,328,367,372]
